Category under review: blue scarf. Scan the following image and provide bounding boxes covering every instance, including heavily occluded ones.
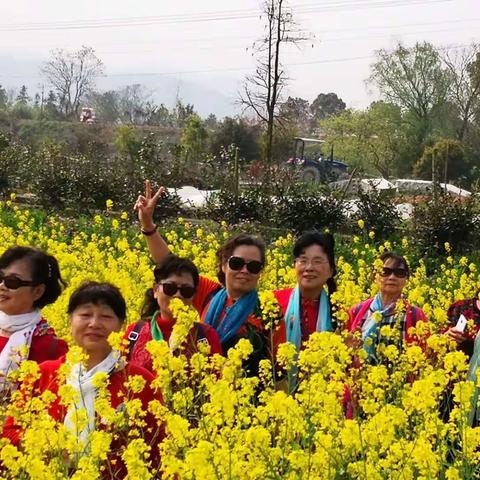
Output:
[361,293,397,362]
[203,288,258,345]
[284,286,333,350]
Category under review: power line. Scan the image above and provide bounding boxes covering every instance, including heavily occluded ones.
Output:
[0,0,453,32]
[2,42,474,81]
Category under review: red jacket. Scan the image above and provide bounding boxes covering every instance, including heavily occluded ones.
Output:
[0,319,68,364]
[125,316,223,373]
[273,288,325,354]
[3,356,162,477]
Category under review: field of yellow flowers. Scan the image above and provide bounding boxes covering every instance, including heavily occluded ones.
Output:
[1,197,480,479]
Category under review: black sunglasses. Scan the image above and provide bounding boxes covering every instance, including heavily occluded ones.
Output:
[228,256,263,274]
[0,272,38,290]
[380,267,408,279]
[159,282,196,299]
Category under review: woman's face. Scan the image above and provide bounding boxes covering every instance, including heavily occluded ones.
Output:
[154,271,196,319]
[294,244,333,294]
[222,244,263,298]
[376,258,408,299]
[70,303,122,355]
[0,259,45,315]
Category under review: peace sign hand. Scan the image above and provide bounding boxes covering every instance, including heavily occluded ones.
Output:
[134,180,166,229]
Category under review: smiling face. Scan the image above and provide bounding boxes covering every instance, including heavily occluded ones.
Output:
[0,259,45,316]
[154,271,196,320]
[376,258,408,299]
[294,244,333,295]
[222,244,263,299]
[70,302,122,357]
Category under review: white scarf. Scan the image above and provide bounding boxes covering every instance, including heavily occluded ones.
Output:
[0,310,42,385]
[64,349,122,447]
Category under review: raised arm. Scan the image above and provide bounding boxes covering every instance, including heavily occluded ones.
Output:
[134,180,171,264]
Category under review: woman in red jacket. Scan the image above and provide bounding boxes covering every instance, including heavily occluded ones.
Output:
[134,181,269,377]
[347,251,427,364]
[4,281,162,477]
[0,246,67,392]
[273,231,336,353]
[126,254,223,372]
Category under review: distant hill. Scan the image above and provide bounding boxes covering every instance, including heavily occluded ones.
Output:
[0,55,239,118]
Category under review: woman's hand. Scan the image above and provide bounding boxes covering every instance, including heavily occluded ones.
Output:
[445,327,468,344]
[134,180,165,230]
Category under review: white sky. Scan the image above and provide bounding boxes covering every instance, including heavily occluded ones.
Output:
[0,0,479,114]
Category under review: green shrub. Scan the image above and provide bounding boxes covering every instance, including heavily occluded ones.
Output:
[410,193,480,255]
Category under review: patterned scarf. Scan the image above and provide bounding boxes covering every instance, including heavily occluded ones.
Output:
[203,288,258,344]
[361,294,405,363]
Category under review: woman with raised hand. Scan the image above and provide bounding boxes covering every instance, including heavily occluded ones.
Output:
[347,251,427,364]
[134,181,269,376]
[4,282,161,477]
[126,254,223,372]
[0,246,67,391]
[273,231,336,352]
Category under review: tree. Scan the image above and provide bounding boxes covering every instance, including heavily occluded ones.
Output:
[0,85,7,110]
[210,117,260,162]
[321,102,408,177]
[173,99,195,128]
[240,0,308,169]
[87,90,121,123]
[414,138,468,185]
[181,114,209,162]
[278,96,311,134]
[16,85,30,105]
[41,46,104,118]
[441,43,480,141]
[368,42,448,145]
[44,90,60,119]
[310,92,346,124]
[116,84,157,124]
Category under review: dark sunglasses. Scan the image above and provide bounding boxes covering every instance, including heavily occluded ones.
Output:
[159,282,196,299]
[228,256,263,274]
[0,272,38,290]
[380,267,408,279]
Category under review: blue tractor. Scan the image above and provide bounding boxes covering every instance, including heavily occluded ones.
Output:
[288,137,348,183]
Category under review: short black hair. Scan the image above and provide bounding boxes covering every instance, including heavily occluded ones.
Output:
[67,281,127,322]
[293,231,337,295]
[153,254,199,287]
[379,251,410,277]
[216,234,266,285]
[0,246,65,308]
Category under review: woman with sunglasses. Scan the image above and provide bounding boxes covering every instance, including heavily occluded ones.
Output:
[273,231,336,353]
[134,181,269,375]
[347,251,427,364]
[126,254,223,372]
[0,246,67,391]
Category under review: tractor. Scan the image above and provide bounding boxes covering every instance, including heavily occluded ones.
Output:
[287,137,348,183]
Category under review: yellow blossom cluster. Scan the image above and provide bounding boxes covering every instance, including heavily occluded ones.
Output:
[0,201,480,478]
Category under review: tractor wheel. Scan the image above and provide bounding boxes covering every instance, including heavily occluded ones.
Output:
[301,166,321,182]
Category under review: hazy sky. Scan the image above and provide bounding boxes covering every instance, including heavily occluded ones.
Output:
[0,0,479,115]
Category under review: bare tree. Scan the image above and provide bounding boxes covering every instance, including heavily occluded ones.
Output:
[41,46,104,119]
[441,43,480,140]
[240,0,309,168]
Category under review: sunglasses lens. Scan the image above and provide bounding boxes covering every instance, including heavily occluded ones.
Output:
[394,269,408,278]
[246,261,263,274]
[228,256,245,271]
[162,283,178,297]
[2,277,23,290]
[180,286,196,298]
[381,268,393,277]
